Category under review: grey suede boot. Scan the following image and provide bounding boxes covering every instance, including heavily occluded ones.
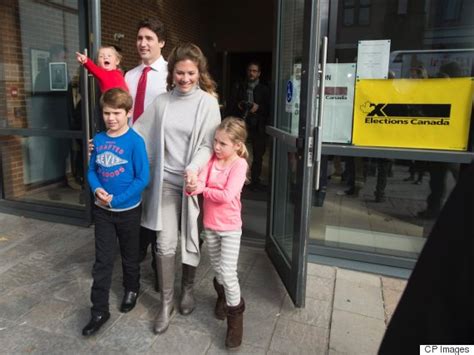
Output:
[179,264,196,315]
[154,254,175,334]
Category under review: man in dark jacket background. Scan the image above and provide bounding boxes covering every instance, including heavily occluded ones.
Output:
[227,62,270,190]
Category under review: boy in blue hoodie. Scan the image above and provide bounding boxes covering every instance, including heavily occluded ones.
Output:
[83,88,149,336]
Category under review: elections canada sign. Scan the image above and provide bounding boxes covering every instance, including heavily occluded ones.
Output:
[352,78,473,151]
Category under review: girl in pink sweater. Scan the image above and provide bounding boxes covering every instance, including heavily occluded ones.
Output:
[186,117,248,349]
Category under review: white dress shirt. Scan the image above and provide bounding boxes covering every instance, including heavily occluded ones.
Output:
[125,55,168,123]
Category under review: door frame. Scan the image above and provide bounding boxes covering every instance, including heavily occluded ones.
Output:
[0,0,94,226]
[265,0,323,307]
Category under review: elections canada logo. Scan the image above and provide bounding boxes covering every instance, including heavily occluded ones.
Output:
[360,101,451,126]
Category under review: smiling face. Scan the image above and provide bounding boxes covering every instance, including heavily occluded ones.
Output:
[97,48,120,71]
[213,129,241,162]
[136,27,165,65]
[173,59,199,93]
[102,105,131,136]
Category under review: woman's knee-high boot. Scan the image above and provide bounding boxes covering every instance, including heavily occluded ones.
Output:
[179,264,196,315]
[226,298,245,349]
[154,254,175,334]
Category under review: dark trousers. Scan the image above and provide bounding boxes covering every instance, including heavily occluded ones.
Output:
[91,205,141,316]
[139,226,157,261]
[375,159,392,198]
[426,162,459,213]
[248,123,266,183]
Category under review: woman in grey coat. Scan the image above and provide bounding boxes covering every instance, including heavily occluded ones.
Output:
[133,43,221,334]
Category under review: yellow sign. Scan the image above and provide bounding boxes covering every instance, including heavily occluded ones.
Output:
[352,78,473,151]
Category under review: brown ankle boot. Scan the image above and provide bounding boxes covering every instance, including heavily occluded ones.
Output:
[213,277,226,320]
[225,298,245,349]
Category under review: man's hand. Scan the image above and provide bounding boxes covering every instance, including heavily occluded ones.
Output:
[75,52,87,65]
[88,139,94,158]
[95,188,112,206]
[250,103,259,113]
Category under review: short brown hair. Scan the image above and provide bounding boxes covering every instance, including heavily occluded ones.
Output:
[137,18,166,42]
[100,88,133,112]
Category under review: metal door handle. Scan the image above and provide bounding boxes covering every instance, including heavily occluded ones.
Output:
[314,36,328,190]
[82,48,91,158]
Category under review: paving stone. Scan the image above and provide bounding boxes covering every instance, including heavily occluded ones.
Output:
[207,340,267,354]
[329,309,385,355]
[307,263,336,280]
[333,278,384,320]
[150,324,212,354]
[239,309,278,349]
[280,295,332,329]
[0,213,399,354]
[97,317,157,353]
[0,322,92,354]
[306,274,335,302]
[171,286,224,336]
[382,288,403,324]
[381,277,407,292]
[0,243,38,274]
[17,298,120,341]
[336,268,381,287]
[269,318,329,354]
[0,287,41,321]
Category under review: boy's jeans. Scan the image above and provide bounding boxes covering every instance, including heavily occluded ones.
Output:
[91,204,141,316]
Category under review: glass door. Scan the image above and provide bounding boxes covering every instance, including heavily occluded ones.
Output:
[309,0,474,268]
[0,0,92,224]
[266,0,322,307]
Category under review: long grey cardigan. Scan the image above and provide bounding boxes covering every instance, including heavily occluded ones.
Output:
[133,88,221,267]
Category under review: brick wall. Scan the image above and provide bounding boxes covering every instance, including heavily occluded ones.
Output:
[0,0,274,201]
[101,0,213,72]
[0,0,26,198]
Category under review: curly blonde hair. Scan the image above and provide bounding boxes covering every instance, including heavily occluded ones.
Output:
[166,43,217,98]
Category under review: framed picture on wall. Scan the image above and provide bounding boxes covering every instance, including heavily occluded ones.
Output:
[49,62,68,91]
[30,48,50,90]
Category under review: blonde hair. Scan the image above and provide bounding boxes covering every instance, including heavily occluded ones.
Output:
[217,117,249,160]
[97,45,122,64]
[166,43,217,98]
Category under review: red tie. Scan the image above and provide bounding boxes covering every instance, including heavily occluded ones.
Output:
[132,66,152,123]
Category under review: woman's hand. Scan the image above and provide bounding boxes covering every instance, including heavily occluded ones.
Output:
[184,170,198,192]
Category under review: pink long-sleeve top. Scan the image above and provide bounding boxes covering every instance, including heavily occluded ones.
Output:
[84,58,129,93]
[191,155,248,231]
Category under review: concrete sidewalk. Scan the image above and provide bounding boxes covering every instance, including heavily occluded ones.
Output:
[0,212,406,354]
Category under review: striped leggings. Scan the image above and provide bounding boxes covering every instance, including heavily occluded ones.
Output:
[203,229,241,306]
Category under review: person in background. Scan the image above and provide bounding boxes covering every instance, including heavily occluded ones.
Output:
[82,88,149,336]
[186,117,248,350]
[133,42,221,335]
[227,61,270,191]
[418,62,462,219]
[76,46,128,93]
